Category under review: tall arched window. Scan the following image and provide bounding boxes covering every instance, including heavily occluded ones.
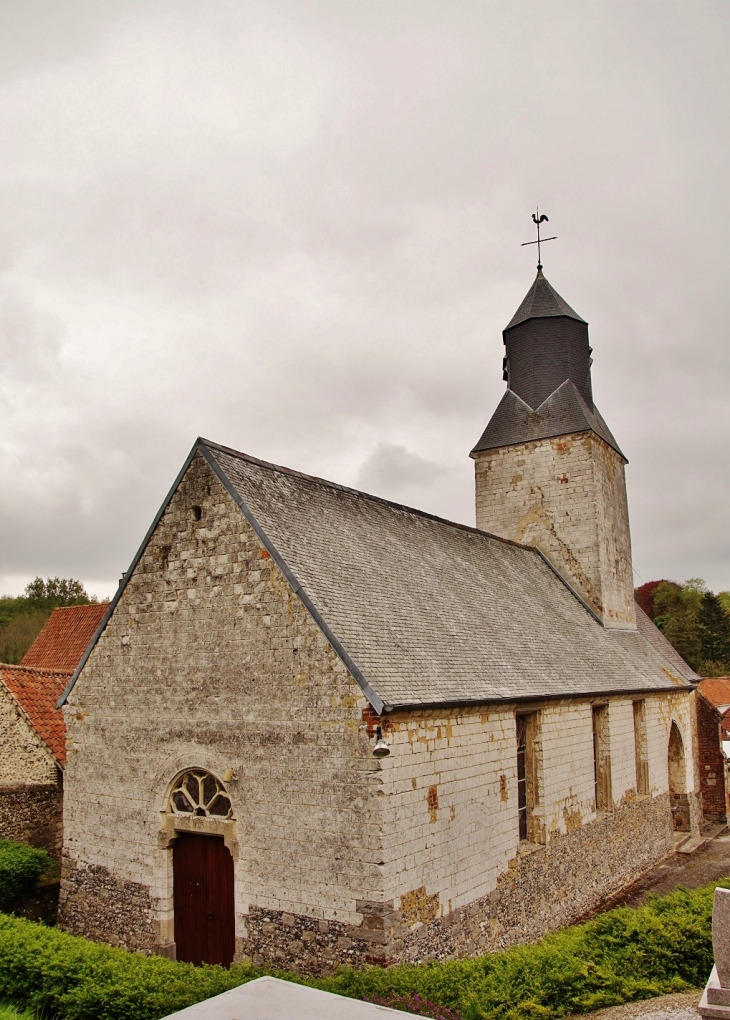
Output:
[168,769,232,819]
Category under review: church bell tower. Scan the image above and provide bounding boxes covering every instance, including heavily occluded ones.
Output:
[471,266,637,630]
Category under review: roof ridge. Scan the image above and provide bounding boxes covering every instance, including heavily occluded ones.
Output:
[200,438,532,552]
[47,603,104,612]
[0,663,74,676]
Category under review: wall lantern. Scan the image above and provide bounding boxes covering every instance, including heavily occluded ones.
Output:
[373,726,391,758]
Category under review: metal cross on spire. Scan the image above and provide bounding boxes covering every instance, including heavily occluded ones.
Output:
[520,208,557,269]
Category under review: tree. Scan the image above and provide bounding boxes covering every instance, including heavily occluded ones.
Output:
[638,577,730,677]
[653,578,705,670]
[0,577,98,665]
[23,577,92,608]
[697,591,730,676]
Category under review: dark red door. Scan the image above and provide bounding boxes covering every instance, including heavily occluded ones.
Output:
[173,833,235,967]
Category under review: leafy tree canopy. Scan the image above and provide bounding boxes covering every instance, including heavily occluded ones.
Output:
[22,576,92,608]
[636,578,730,677]
[0,577,99,665]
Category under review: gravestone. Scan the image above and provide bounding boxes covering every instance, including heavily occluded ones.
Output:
[700,887,730,1018]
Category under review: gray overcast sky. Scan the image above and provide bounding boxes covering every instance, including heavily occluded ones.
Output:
[1,0,728,600]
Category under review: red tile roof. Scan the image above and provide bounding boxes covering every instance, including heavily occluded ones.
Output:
[20,603,108,672]
[0,664,71,765]
[698,678,730,714]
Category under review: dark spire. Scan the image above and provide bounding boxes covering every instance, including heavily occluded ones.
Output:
[471,269,625,461]
[505,268,586,331]
[502,269,592,410]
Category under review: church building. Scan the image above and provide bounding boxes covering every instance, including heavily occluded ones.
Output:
[58,268,699,974]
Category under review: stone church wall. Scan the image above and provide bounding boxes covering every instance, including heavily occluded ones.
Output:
[60,451,382,958]
[474,432,636,629]
[59,448,697,973]
[376,689,692,963]
[228,689,694,972]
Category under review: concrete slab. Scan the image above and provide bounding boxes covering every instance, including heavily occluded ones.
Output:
[159,975,428,1019]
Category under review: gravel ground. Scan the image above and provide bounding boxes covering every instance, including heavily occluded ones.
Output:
[565,990,703,1020]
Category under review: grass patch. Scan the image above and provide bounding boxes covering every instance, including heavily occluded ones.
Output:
[0,1006,35,1019]
[0,880,720,1020]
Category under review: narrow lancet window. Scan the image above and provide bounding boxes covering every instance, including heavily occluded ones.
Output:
[633,700,649,796]
[592,705,612,812]
[516,712,541,842]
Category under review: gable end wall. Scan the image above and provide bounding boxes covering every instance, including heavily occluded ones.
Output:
[60,451,385,967]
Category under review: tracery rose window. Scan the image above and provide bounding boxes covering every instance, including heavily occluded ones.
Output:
[168,769,232,819]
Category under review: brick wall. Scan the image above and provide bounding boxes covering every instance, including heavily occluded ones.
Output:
[473,432,636,630]
[696,693,728,823]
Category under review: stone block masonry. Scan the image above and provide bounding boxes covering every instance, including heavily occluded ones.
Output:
[60,451,384,961]
[474,431,636,630]
[59,450,697,974]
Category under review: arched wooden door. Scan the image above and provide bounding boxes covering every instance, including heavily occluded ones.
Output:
[173,833,235,967]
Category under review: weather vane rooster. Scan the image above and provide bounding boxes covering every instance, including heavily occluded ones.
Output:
[521,208,557,270]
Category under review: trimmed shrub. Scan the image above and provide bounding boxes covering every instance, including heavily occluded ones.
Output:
[0,915,281,1020]
[0,843,51,911]
[0,880,719,1020]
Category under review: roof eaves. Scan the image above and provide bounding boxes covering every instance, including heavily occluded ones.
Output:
[385,683,693,712]
[57,439,203,708]
[200,442,387,715]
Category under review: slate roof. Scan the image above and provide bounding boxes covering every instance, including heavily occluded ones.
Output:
[634,606,699,683]
[21,603,108,672]
[59,438,696,713]
[204,440,692,709]
[697,678,730,715]
[470,379,625,459]
[505,268,586,330]
[0,664,71,764]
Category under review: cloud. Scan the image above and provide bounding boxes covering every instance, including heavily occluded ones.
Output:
[356,442,471,524]
[0,0,728,598]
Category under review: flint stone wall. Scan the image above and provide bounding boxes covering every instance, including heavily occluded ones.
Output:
[0,781,63,858]
[60,857,157,950]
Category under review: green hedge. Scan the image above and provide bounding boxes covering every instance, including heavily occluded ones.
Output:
[0,880,719,1020]
[320,882,714,1019]
[0,843,51,912]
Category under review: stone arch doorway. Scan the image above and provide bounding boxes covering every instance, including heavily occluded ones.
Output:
[169,770,235,967]
[668,722,690,832]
